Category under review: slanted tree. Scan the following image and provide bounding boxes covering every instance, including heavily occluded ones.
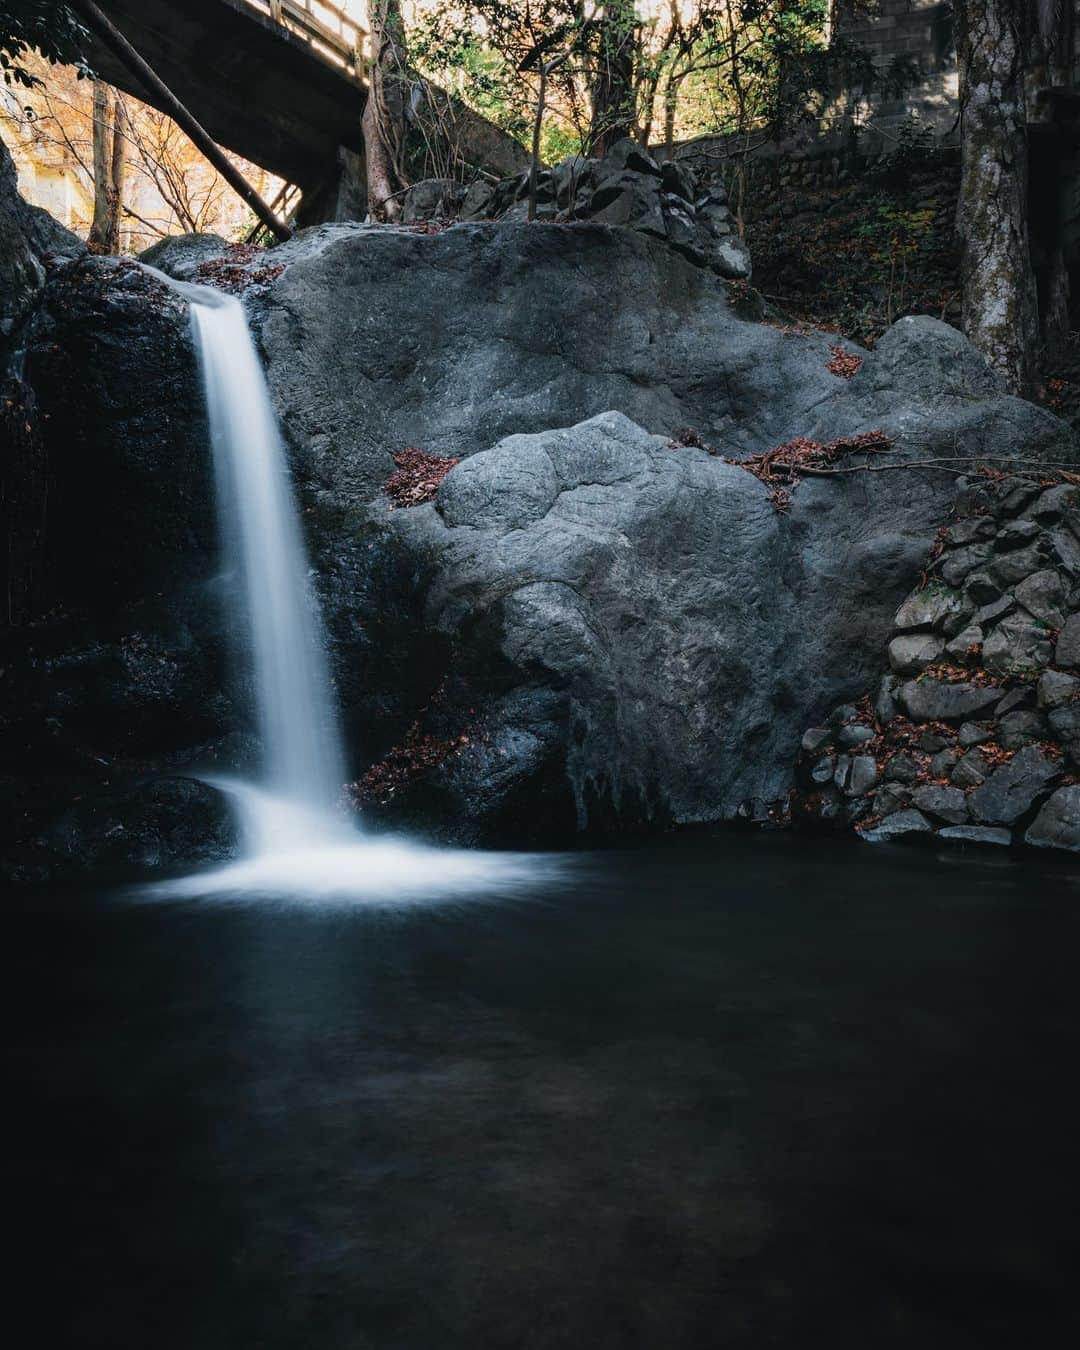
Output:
[954,0,1040,393]
[363,0,411,221]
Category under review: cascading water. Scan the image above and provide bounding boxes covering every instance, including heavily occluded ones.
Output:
[146,275,550,902]
[191,292,344,822]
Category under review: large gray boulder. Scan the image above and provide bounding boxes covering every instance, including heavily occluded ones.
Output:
[363,400,1070,838]
[250,224,1071,511]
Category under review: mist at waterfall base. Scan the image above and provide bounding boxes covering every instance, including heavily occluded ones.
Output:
[156,286,548,903]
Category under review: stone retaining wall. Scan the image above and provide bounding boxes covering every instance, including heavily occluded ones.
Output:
[795,476,1080,853]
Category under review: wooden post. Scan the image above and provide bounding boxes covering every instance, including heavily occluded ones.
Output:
[70,0,293,241]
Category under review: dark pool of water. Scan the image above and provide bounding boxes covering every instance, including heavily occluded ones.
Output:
[8,835,1080,1348]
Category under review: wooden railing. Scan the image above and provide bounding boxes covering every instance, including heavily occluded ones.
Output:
[249,0,368,75]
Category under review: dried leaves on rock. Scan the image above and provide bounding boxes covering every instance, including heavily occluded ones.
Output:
[826,345,863,378]
[348,727,470,806]
[728,430,892,512]
[384,447,461,507]
[194,243,284,293]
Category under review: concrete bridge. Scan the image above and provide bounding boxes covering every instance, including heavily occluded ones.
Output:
[83,0,525,222]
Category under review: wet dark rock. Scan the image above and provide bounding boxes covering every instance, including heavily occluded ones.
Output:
[940,544,992,586]
[994,519,1039,550]
[592,183,667,238]
[1047,528,1080,575]
[1037,670,1080,709]
[1055,614,1080,667]
[997,710,1049,750]
[982,613,1053,675]
[36,776,238,880]
[1026,786,1080,851]
[911,784,968,824]
[975,595,1016,627]
[885,754,921,785]
[860,808,934,843]
[946,515,996,547]
[937,825,1012,847]
[944,625,984,660]
[810,756,835,785]
[801,726,832,755]
[1048,704,1080,740]
[968,747,1059,826]
[964,572,1003,605]
[660,159,696,202]
[837,723,875,749]
[846,755,879,797]
[888,632,944,673]
[951,750,989,788]
[958,721,993,747]
[874,675,900,724]
[872,783,909,816]
[894,586,974,633]
[1014,569,1065,626]
[986,543,1045,589]
[995,686,1036,716]
[897,678,1000,722]
[929,748,960,776]
[1024,484,1079,525]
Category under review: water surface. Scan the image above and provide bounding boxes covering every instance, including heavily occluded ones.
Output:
[9,835,1080,1347]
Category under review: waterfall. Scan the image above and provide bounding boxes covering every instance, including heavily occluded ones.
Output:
[188,291,345,825]
[141,271,550,903]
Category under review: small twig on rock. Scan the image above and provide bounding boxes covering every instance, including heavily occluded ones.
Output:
[728,430,892,511]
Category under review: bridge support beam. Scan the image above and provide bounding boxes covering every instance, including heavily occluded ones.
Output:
[295,148,367,228]
[71,0,293,240]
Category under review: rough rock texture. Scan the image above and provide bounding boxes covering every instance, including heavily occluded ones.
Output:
[33,776,238,882]
[794,476,1080,853]
[139,232,231,281]
[0,136,84,345]
[3,196,1079,866]
[404,139,752,280]
[362,382,1071,839]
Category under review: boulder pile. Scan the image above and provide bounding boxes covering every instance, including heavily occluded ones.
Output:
[795,476,1080,852]
[402,138,752,279]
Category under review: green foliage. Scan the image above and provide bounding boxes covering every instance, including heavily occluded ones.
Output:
[410,1,908,160]
[0,0,90,87]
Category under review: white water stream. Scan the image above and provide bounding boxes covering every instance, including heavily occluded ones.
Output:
[150,280,546,902]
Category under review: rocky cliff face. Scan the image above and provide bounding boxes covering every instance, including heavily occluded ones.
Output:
[3,186,1079,876]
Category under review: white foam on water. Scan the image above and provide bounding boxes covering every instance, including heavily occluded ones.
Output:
[147,782,554,907]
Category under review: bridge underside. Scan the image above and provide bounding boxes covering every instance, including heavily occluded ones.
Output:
[85,0,366,194]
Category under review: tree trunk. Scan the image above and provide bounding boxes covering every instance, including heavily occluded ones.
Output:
[590,3,637,155]
[88,81,126,253]
[88,78,112,250]
[955,0,1040,393]
[362,0,410,221]
[105,93,126,252]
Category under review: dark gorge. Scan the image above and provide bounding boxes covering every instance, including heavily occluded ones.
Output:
[4,17,1080,1340]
